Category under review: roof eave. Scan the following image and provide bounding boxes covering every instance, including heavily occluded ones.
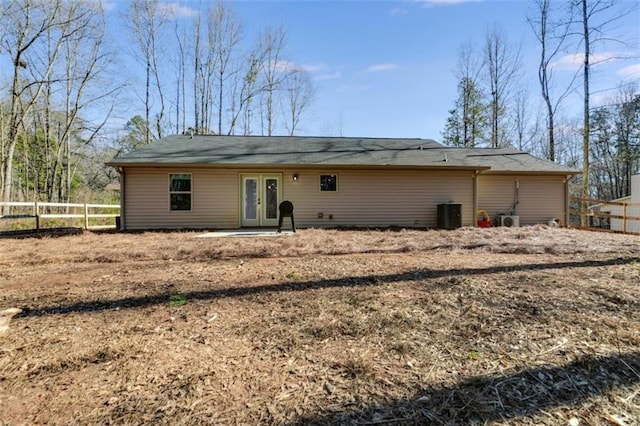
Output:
[105,161,491,171]
[480,169,581,176]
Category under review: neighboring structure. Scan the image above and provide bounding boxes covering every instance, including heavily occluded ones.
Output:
[595,174,640,234]
[106,135,579,231]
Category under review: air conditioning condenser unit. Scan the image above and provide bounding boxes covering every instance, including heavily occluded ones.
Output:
[499,215,519,227]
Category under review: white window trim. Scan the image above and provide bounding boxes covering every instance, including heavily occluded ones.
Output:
[168,173,193,212]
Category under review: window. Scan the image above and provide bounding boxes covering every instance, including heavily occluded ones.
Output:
[169,173,191,211]
[320,174,337,191]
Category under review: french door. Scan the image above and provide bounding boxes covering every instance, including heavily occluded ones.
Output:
[240,174,281,227]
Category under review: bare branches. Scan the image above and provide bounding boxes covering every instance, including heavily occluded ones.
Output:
[2,0,71,207]
[442,42,489,148]
[283,69,316,136]
[209,1,242,136]
[258,25,289,136]
[126,0,169,143]
[484,24,522,148]
[1,0,320,208]
[528,0,576,161]
[443,29,522,149]
[0,0,117,208]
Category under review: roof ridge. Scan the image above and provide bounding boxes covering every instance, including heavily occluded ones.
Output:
[173,134,430,141]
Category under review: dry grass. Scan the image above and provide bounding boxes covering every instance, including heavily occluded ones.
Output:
[0,226,639,425]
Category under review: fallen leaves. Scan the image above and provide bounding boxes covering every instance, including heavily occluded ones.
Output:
[0,227,638,424]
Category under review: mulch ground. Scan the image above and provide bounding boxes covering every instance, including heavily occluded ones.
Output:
[0,226,639,425]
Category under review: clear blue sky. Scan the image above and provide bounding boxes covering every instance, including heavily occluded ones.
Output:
[106,0,640,140]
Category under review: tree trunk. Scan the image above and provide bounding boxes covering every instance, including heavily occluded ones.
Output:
[2,52,25,213]
[581,0,590,227]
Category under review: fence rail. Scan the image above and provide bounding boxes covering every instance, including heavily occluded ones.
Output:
[569,196,640,235]
[0,201,120,231]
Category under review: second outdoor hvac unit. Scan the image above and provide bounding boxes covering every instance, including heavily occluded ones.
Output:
[499,215,520,227]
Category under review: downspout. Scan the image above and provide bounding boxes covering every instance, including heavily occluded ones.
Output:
[118,167,126,231]
[473,170,480,227]
[563,174,576,227]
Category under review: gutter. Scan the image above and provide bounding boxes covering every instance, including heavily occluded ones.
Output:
[104,161,492,172]
[473,170,481,227]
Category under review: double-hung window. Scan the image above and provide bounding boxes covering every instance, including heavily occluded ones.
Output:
[169,173,192,211]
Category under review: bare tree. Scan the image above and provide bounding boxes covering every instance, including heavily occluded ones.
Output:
[209,1,242,135]
[1,0,66,210]
[528,0,577,162]
[0,0,117,208]
[189,2,298,137]
[554,116,583,168]
[484,24,522,148]
[126,0,168,143]
[172,15,187,134]
[320,113,345,137]
[258,26,288,136]
[190,1,230,135]
[238,52,260,135]
[513,87,535,152]
[0,4,9,197]
[283,69,315,136]
[57,2,113,203]
[580,0,592,222]
[192,5,203,133]
[442,42,487,147]
[570,0,634,224]
[228,50,262,135]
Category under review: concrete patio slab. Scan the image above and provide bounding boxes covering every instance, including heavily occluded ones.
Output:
[196,229,295,238]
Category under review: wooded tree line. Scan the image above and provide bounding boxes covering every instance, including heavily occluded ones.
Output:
[0,0,315,209]
[590,85,640,200]
[0,0,119,211]
[121,0,316,151]
[0,0,637,210]
[442,0,639,206]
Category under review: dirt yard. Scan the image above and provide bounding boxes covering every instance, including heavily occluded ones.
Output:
[1,226,639,425]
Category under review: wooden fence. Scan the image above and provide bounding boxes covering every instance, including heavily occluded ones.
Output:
[0,201,120,231]
[569,196,640,235]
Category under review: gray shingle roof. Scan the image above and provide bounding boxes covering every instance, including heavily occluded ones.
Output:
[107,134,578,174]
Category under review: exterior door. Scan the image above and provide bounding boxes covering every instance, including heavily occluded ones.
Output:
[241,174,281,227]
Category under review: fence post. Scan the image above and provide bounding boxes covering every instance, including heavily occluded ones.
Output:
[34,200,40,231]
[623,203,627,234]
[84,203,89,229]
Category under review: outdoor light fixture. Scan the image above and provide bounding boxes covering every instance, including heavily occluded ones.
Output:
[292,174,299,181]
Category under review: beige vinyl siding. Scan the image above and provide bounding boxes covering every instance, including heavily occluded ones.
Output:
[124,167,475,229]
[283,169,474,228]
[477,175,565,225]
[125,168,237,230]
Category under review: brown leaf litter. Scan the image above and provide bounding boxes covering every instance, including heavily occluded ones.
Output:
[0,226,638,424]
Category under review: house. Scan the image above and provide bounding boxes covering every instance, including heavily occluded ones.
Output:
[593,174,640,234]
[106,135,579,231]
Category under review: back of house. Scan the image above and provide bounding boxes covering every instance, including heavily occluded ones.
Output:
[107,135,578,231]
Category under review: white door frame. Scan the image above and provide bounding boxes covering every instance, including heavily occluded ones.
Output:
[239,174,282,227]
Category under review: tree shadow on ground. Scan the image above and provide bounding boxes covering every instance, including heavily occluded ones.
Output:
[17,256,637,318]
[291,351,640,425]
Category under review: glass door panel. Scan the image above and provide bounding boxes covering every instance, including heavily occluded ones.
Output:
[241,176,260,227]
[264,178,278,220]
